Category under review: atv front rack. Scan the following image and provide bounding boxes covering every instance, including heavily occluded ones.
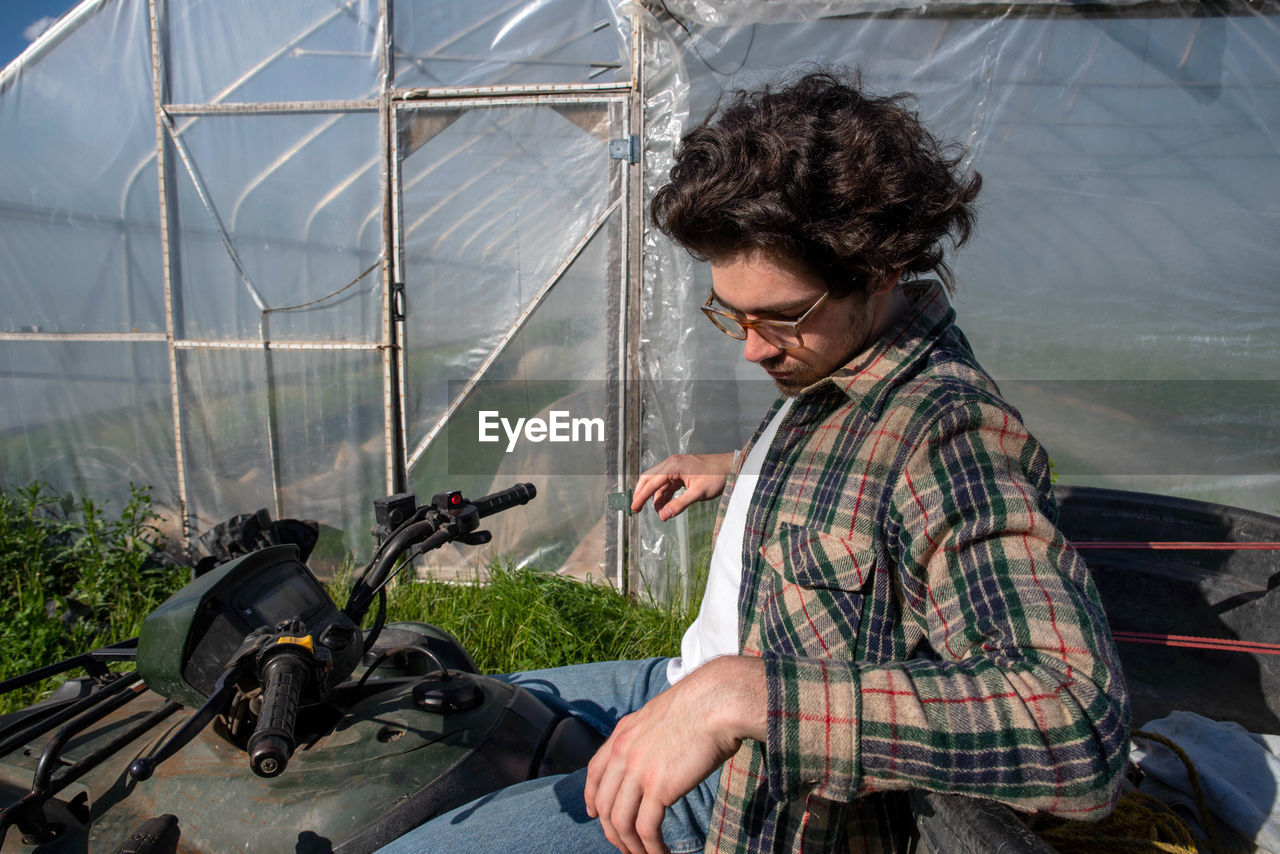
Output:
[0,641,179,846]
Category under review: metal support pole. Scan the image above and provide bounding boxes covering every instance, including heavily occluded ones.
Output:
[148,0,191,545]
[605,100,626,593]
[621,12,646,595]
[380,0,407,496]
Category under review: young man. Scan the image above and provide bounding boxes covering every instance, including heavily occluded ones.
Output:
[379,70,1128,854]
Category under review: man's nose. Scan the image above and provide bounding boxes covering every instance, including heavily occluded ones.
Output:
[743,327,783,363]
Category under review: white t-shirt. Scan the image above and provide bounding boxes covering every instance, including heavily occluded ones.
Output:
[666,399,793,684]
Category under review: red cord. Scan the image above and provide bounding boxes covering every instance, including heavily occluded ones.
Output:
[1112,631,1280,656]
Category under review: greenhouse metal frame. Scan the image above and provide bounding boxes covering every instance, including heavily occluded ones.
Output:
[3,0,1278,598]
[2,0,648,588]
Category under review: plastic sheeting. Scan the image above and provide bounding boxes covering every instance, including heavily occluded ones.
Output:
[0,0,171,505]
[0,0,159,336]
[165,0,381,104]
[1,0,1277,596]
[168,111,384,341]
[631,1,1280,599]
[398,100,625,578]
[392,0,630,88]
[0,0,633,577]
[661,0,1182,26]
[0,340,176,494]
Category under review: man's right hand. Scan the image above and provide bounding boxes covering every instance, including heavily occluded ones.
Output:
[630,452,734,521]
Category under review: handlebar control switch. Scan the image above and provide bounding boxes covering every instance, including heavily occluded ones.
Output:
[373,493,418,544]
[431,491,466,514]
[318,623,356,655]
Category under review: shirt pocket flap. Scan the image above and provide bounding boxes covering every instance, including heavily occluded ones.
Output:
[760,523,875,591]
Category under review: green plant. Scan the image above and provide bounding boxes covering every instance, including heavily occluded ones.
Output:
[0,481,711,716]
[379,562,702,675]
[0,483,189,713]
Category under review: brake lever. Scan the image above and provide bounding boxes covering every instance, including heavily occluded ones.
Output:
[128,632,265,781]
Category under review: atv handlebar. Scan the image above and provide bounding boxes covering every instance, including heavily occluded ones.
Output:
[471,482,537,519]
[240,484,538,778]
[344,483,537,626]
[129,484,537,785]
[247,646,310,778]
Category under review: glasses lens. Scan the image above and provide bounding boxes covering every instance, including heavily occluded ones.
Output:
[704,308,747,340]
[754,323,801,349]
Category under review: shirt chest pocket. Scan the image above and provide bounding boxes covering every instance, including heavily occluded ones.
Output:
[757,523,876,660]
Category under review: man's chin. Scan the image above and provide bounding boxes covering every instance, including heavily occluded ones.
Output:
[762,361,820,395]
[768,373,812,396]
[768,379,796,396]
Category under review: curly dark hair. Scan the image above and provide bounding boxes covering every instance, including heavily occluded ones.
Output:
[650,69,982,296]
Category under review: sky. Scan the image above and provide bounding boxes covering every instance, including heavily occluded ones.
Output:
[0,0,79,71]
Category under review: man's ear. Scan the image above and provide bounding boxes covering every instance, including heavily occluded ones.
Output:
[869,270,903,296]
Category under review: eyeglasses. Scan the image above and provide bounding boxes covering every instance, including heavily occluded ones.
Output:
[700,290,830,350]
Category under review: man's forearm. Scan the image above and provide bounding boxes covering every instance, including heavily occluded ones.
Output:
[704,655,767,744]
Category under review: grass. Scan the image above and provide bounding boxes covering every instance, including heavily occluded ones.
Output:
[383,563,698,674]
[0,483,190,713]
[0,482,706,714]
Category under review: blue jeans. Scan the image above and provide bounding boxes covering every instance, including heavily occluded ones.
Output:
[376,657,720,854]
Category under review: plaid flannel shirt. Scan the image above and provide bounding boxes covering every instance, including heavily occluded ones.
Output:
[702,282,1130,853]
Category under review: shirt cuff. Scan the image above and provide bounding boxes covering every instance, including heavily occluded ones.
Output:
[763,651,862,803]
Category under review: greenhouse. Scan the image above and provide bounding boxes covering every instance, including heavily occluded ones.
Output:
[2,0,1278,597]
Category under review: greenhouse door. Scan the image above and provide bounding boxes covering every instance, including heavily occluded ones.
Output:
[393,93,634,586]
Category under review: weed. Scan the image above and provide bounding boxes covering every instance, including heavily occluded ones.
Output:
[383,563,700,674]
[0,483,189,713]
[0,482,710,715]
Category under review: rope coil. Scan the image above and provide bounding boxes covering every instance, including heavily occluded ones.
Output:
[1035,729,1237,854]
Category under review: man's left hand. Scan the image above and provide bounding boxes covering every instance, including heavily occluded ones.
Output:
[583,656,766,854]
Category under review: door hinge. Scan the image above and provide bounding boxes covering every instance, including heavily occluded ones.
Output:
[391,281,406,322]
[609,135,640,164]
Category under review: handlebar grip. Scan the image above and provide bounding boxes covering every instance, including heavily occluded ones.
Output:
[472,483,537,519]
[247,651,309,778]
[114,813,180,854]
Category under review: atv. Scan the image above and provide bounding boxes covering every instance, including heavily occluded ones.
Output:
[0,483,605,853]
